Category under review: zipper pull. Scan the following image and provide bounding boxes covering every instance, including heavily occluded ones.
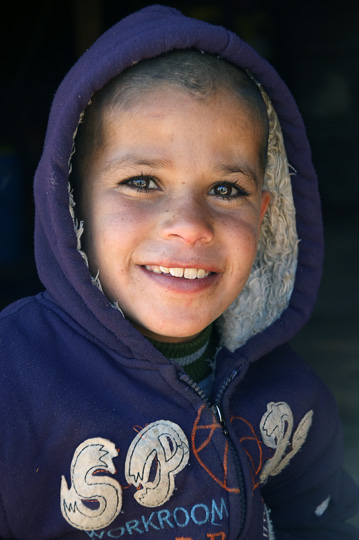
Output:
[213,404,228,436]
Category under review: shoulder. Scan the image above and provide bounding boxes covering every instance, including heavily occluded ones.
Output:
[237,349,359,536]
[231,344,344,492]
[0,294,44,346]
[238,344,341,449]
[0,294,52,379]
[0,291,87,343]
[0,293,56,348]
[0,295,36,320]
[0,292,84,374]
[241,344,337,414]
[0,292,53,323]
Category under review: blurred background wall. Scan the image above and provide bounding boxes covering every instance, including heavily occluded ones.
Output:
[1,0,358,521]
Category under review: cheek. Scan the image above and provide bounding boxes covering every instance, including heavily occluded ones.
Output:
[220,210,260,248]
[94,197,144,239]
[222,215,260,278]
[88,198,155,268]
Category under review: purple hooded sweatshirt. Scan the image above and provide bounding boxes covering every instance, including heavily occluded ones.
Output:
[0,5,358,539]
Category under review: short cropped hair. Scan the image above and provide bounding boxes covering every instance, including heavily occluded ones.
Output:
[71,49,269,189]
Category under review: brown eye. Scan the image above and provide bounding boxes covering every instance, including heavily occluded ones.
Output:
[130,178,150,188]
[209,182,250,200]
[120,176,158,192]
[214,184,233,197]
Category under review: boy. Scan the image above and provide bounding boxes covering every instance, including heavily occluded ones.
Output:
[0,5,358,539]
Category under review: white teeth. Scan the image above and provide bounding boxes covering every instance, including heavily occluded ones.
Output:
[197,269,207,278]
[184,268,198,279]
[146,265,210,279]
[169,268,184,277]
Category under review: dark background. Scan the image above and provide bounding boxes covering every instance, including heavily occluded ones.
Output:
[1,0,358,518]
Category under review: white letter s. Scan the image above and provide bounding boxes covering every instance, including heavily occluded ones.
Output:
[60,438,122,530]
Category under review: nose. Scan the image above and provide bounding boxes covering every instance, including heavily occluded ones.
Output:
[159,196,214,245]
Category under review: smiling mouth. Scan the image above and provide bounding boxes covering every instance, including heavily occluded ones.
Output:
[145,265,211,279]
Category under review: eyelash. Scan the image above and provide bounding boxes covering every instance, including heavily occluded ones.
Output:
[119,175,158,193]
[119,175,251,200]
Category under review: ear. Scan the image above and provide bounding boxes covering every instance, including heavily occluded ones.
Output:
[258,190,271,227]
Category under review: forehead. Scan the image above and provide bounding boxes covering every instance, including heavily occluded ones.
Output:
[103,84,263,139]
[93,86,265,188]
[72,56,268,186]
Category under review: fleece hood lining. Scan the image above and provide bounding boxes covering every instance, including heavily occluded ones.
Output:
[69,82,298,353]
[218,88,298,351]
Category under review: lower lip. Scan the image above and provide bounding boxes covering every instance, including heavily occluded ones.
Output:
[139,266,221,294]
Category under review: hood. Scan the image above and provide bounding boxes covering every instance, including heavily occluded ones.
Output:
[34,4,323,362]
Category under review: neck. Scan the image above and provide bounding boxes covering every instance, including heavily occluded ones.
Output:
[149,325,216,383]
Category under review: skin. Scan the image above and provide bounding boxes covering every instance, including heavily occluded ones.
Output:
[79,85,270,343]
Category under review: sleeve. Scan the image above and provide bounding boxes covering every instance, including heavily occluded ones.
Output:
[260,374,359,539]
[266,466,359,539]
[0,489,12,539]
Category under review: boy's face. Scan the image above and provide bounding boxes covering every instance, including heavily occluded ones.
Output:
[79,86,270,342]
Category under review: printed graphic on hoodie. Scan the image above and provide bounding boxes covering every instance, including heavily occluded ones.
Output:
[259,401,313,483]
[60,403,312,532]
[61,421,189,530]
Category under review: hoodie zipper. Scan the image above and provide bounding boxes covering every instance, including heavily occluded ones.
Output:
[180,369,246,537]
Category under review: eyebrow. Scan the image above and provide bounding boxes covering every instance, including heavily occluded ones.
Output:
[214,162,260,187]
[102,153,173,174]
